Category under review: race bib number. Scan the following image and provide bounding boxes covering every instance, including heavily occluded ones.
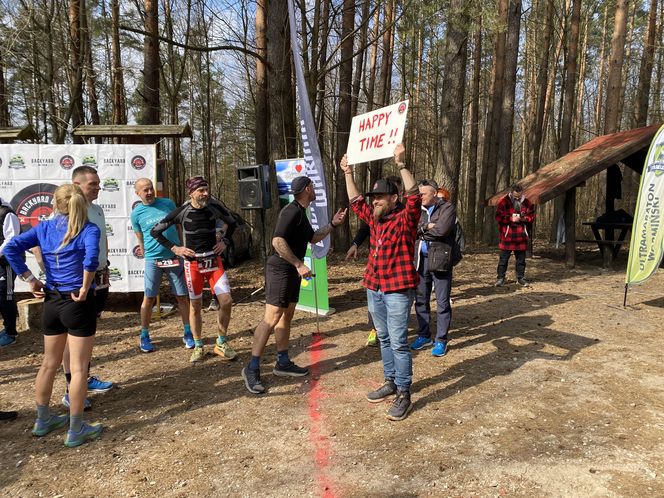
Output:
[196,254,218,273]
[156,258,180,268]
[95,268,110,289]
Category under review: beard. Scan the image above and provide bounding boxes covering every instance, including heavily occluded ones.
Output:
[373,203,391,222]
[197,197,209,207]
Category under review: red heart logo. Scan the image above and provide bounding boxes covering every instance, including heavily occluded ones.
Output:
[295,164,303,173]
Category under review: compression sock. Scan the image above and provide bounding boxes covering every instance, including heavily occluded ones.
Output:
[140,328,149,339]
[70,413,83,433]
[183,324,192,336]
[194,339,204,348]
[277,350,290,366]
[37,404,50,422]
[248,355,260,371]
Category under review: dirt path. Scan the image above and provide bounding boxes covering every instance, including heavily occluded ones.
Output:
[1,247,663,497]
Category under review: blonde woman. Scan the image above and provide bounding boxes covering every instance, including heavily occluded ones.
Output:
[3,184,103,447]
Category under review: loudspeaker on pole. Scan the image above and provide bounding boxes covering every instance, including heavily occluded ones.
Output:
[237,164,271,209]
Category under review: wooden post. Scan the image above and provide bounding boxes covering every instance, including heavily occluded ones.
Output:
[564,187,576,267]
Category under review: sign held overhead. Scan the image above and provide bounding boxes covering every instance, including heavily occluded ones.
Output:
[346,100,409,165]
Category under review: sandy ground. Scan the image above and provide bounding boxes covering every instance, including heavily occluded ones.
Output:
[1,245,663,497]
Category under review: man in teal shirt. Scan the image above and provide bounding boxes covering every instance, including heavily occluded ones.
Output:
[131,178,192,352]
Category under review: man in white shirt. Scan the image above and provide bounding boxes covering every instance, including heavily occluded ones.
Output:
[0,196,20,347]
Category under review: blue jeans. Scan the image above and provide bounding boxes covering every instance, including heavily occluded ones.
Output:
[367,288,414,391]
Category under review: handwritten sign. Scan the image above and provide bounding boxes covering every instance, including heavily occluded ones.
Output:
[346,100,409,164]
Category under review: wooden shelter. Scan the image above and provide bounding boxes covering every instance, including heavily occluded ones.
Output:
[73,123,192,141]
[0,125,39,143]
[487,124,662,267]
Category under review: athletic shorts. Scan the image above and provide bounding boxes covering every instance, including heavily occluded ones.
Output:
[265,261,301,308]
[183,254,230,300]
[143,258,188,298]
[43,289,97,337]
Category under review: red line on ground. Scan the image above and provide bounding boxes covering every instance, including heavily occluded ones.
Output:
[308,332,335,498]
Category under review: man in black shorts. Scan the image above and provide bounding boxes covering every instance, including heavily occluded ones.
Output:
[242,176,347,394]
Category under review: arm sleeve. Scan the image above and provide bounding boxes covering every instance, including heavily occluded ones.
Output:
[83,224,101,272]
[212,200,237,240]
[350,196,372,225]
[352,220,370,247]
[404,193,423,234]
[0,212,20,257]
[2,226,40,275]
[521,200,536,223]
[150,205,184,249]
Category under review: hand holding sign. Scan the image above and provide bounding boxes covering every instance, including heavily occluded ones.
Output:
[346,100,409,165]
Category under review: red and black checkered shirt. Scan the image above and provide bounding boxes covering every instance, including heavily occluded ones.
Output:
[495,194,536,251]
[351,192,422,292]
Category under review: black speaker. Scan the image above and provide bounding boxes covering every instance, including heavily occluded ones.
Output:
[237,164,271,209]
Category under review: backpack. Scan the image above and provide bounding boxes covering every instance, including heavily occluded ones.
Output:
[452,218,465,266]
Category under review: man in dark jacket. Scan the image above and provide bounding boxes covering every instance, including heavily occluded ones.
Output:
[410,180,456,357]
[495,184,536,286]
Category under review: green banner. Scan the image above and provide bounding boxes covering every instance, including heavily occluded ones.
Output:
[625,124,664,286]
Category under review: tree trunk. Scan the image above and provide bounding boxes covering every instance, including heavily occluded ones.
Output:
[594,3,610,135]
[111,0,127,125]
[81,0,100,139]
[255,0,269,165]
[69,0,84,143]
[0,46,9,127]
[141,0,160,127]
[635,0,658,127]
[466,20,482,241]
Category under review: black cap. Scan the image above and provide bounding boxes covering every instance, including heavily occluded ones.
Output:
[291,176,312,195]
[365,178,398,197]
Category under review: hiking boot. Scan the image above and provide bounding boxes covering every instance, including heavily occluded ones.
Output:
[140,335,155,353]
[87,376,113,393]
[432,341,448,357]
[517,277,529,287]
[32,414,69,437]
[366,329,378,347]
[62,394,92,411]
[182,332,195,349]
[494,277,505,287]
[190,346,205,363]
[242,367,265,394]
[273,360,309,377]
[386,390,412,421]
[409,336,433,350]
[213,340,237,360]
[367,380,397,403]
[64,422,103,448]
[0,330,17,347]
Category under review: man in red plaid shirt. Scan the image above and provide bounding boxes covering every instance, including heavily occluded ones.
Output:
[341,143,421,421]
[495,184,536,287]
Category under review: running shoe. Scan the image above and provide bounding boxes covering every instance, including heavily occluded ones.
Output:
[140,335,155,353]
[409,336,433,350]
[190,346,205,363]
[366,329,378,347]
[213,340,237,360]
[367,380,397,403]
[64,422,103,447]
[386,390,412,421]
[0,330,16,347]
[87,376,113,393]
[182,332,195,349]
[32,414,69,437]
[62,393,92,410]
[432,341,448,357]
[273,360,309,377]
[242,367,265,394]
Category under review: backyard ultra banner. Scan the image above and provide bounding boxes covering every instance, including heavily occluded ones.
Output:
[625,124,664,289]
[0,144,156,293]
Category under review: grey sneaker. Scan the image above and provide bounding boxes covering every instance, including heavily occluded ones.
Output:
[367,380,397,403]
[386,390,412,421]
[517,277,529,287]
[494,277,505,287]
[242,367,265,394]
[273,361,309,377]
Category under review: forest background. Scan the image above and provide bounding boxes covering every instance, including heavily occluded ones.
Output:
[0,0,656,254]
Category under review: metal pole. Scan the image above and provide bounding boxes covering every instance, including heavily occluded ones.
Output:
[311,266,321,335]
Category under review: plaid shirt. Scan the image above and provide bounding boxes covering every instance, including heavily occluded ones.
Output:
[495,194,535,251]
[351,192,422,292]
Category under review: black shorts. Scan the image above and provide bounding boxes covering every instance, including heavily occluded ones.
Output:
[265,260,301,308]
[43,289,97,337]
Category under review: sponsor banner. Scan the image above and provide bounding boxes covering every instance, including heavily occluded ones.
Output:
[1,144,155,292]
[287,0,330,259]
[625,124,664,286]
[346,100,409,165]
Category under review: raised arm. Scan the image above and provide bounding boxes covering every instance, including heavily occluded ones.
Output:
[394,143,416,193]
[340,154,360,200]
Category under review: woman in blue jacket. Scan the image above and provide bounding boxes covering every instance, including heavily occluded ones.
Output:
[3,184,103,447]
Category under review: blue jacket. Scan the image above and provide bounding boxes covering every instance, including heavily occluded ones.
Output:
[3,215,100,292]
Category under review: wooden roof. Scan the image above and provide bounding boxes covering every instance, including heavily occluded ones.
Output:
[0,125,39,141]
[73,123,192,138]
[487,124,662,206]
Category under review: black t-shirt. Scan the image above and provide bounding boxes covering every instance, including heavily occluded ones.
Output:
[268,200,314,268]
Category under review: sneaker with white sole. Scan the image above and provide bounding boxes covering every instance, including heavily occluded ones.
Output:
[190,346,205,363]
[182,332,195,349]
[386,390,412,421]
[409,336,433,350]
[242,367,265,394]
[367,380,397,403]
[87,376,113,393]
[32,414,69,436]
[0,330,17,347]
[140,335,155,353]
[62,393,92,411]
[213,340,237,360]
